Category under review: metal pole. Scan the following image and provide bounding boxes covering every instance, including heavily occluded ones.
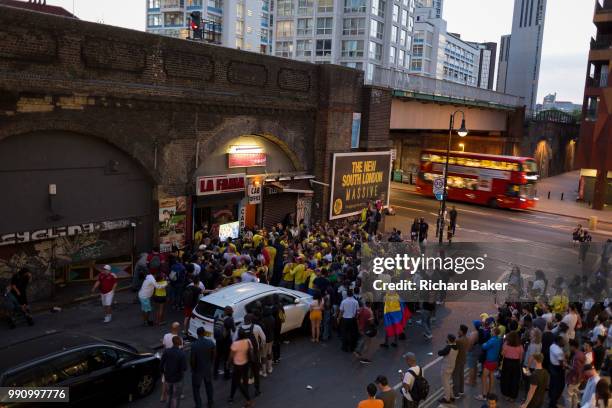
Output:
[439,114,454,244]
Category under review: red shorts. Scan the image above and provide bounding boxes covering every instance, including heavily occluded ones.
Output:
[183,307,193,318]
[483,361,498,371]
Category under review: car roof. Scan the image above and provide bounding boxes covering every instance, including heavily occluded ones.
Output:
[202,282,280,307]
[0,332,113,374]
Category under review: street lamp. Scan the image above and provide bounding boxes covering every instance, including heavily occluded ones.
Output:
[458,143,465,152]
[437,110,468,244]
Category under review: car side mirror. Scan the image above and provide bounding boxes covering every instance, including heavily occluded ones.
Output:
[115,358,127,367]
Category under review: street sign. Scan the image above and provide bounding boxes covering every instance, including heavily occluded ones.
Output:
[248,184,262,204]
[433,177,445,200]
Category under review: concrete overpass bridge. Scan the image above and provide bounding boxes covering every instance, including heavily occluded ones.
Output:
[368,67,526,180]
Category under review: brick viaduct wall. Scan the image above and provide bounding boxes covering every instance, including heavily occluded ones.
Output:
[0,5,391,210]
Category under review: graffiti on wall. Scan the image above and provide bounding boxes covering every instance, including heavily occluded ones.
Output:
[0,228,131,299]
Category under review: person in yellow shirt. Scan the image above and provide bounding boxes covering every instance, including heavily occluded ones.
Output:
[253,231,264,249]
[264,243,277,277]
[281,260,296,289]
[306,268,318,295]
[357,384,383,408]
[292,257,307,292]
[550,288,569,314]
[232,261,247,280]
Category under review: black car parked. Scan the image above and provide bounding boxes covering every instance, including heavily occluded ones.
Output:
[0,332,160,406]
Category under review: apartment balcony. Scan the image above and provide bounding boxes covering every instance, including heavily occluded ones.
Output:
[161,1,184,11]
[595,0,612,26]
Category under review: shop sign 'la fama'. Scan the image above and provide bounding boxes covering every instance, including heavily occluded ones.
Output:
[196,174,246,196]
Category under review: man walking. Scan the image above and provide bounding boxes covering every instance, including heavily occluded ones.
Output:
[191,327,215,408]
[338,289,359,352]
[10,268,33,326]
[520,353,548,408]
[453,325,469,399]
[449,206,458,235]
[213,306,235,380]
[564,339,585,408]
[548,336,566,408]
[399,352,423,408]
[417,218,428,254]
[160,336,187,408]
[438,333,458,404]
[91,265,117,323]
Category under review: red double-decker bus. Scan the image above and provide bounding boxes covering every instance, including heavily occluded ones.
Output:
[415,150,539,209]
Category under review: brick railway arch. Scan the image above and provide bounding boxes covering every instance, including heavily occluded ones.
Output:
[197,116,306,176]
[0,123,160,184]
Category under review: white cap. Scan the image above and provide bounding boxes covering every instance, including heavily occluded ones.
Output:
[103,265,112,271]
[198,244,206,250]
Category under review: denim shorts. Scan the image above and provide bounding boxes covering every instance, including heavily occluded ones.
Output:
[139,297,152,313]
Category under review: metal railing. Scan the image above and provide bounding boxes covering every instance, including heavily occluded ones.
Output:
[591,35,612,50]
[367,66,525,108]
[596,0,612,12]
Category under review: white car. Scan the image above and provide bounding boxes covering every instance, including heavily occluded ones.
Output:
[187,282,313,341]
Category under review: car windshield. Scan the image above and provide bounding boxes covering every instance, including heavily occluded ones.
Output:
[194,301,225,320]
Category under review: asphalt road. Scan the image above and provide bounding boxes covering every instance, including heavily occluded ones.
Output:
[388,187,612,246]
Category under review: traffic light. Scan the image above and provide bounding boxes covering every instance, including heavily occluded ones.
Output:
[190,11,202,39]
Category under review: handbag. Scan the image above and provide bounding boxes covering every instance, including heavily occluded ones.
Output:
[365,323,378,338]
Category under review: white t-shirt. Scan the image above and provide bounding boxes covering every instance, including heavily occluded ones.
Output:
[241,271,259,283]
[402,366,422,401]
[592,324,607,343]
[562,312,578,340]
[339,297,359,319]
[138,274,161,299]
[162,332,179,349]
[550,343,565,366]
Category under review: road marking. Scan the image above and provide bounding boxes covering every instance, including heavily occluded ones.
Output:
[393,204,427,213]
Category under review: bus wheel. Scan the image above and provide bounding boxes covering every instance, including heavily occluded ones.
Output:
[488,198,499,209]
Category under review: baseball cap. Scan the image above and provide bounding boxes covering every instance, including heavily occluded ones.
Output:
[480,313,489,321]
[103,265,111,271]
[198,244,206,250]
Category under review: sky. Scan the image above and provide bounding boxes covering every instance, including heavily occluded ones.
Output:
[47,0,596,104]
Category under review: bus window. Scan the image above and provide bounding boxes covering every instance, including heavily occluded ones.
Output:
[521,160,538,173]
[506,184,520,197]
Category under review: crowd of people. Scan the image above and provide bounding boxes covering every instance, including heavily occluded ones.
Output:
[3,199,612,408]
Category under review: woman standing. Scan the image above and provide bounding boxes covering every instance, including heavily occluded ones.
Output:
[228,331,253,407]
[500,330,524,402]
[153,271,168,326]
[309,291,324,342]
[523,328,542,394]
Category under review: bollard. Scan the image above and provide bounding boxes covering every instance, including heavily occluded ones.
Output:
[547,191,551,199]
[589,216,598,231]
[561,192,564,201]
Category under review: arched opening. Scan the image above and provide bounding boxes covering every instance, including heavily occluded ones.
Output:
[564,140,576,172]
[0,131,154,301]
[534,140,552,178]
[193,134,313,233]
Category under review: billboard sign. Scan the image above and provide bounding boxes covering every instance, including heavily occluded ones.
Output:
[329,151,392,220]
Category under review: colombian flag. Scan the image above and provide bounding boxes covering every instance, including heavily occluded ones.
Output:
[383,293,411,337]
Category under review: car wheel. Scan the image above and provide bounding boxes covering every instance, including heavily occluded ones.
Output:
[135,373,155,398]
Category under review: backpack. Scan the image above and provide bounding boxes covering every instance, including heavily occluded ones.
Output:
[213,315,229,340]
[238,324,260,360]
[406,368,429,402]
[183,285,200,308]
